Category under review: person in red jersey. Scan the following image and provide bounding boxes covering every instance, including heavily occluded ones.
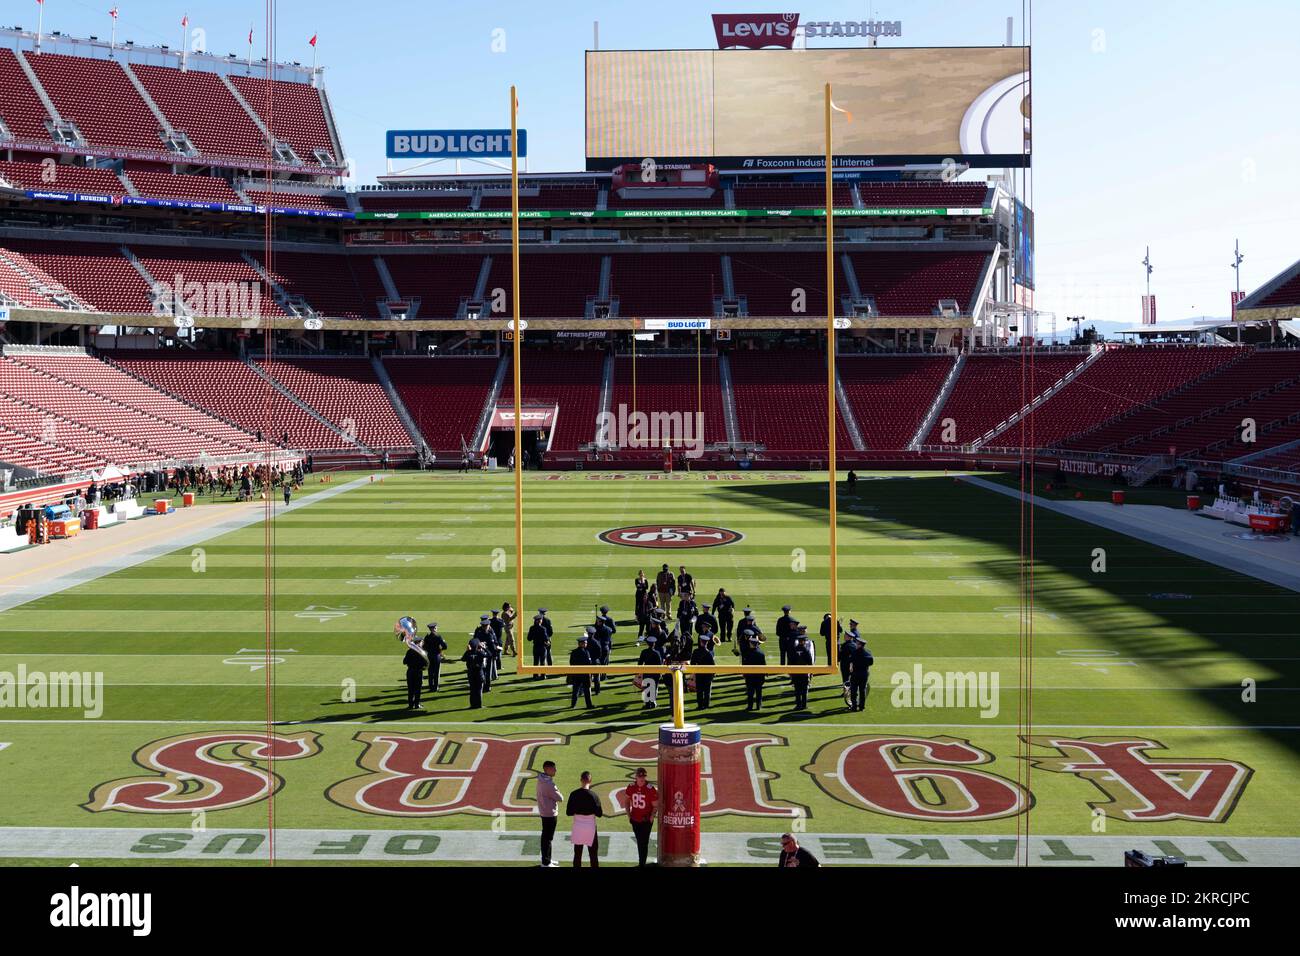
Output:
[625,767,659,867]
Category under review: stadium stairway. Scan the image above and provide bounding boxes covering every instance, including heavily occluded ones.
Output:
[973,348,1106,448]
[835,367,867,451]
[370,356,426,456]
[243,356,372,453]
[911,352,966,449]
[716,353,742,445]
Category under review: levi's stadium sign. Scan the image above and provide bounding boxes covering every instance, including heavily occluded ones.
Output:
[386,129,527,160]
[712,13,799,49]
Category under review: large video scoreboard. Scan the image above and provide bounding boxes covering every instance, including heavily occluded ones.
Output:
[586,47,1030,171]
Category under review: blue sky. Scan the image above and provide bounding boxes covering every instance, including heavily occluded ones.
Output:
[20,1,1300,329]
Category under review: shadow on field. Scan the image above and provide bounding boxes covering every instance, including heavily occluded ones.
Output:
[719,476,1300,759]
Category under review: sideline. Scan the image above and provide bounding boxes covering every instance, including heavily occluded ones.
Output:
[962,476,1300,592]
[0,475,375,613]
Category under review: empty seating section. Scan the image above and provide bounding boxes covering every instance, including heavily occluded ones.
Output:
[1257,273,1300,308]
[0,253,61,308]
[257,358,413,449]
[0,353,272,471]
[244,189,349,211]
[263,253,388,318]
[0,160,127,196]
[478,185,599,210]
[108,351,349,450]
[848,251,988,315]
[730,252,837,317]
[856,182,989,208]
[228,75,335,164]
[0,421,104,473]
[839,356,954,449]
[1249,444,1300,472]
[500,351,605,450]
[131,247,284,317]
[0,240,149,313]
[729,350,852,451]
[26,53,163,153]
[483,254,602,318]
[732,182,853,207]
[609,253,722,317]
[0,49,54,143]
[926,353,1086,445]
[125,170,243,204]
[1012,348,1241,448]
[382,254,486,318]
[359,192,472,212]
[611,357,728,447]
[382,357,497,453]
[131,64,268,162]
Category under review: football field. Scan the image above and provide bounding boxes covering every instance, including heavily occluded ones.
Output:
[0,470,1296,866]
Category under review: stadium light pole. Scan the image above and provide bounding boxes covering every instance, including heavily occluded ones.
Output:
[824,82,839,668]
[511,84,525,657]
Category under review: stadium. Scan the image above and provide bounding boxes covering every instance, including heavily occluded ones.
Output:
[0,1,1297,900]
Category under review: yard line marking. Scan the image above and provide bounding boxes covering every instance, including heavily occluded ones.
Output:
[1,719,1295,730]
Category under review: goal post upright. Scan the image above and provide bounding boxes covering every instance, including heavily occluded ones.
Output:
[825,81,839,676]
[511,84,525,663]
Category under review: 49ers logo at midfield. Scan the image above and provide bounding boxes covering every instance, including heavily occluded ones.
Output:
[598,524,743,549]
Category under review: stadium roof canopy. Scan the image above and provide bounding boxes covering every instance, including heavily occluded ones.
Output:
[1234,255,1300,322]
[1113,318,1236,336]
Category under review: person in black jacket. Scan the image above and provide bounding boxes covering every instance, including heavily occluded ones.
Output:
[592,606,616,695]
[403,638,428,710]
[713,588,735,642]
[461,639,488,709]
[821,613,843,668]
[847,633,874,712]
[635,571,651,637]
[528,614,550,680]
[637,636,663,709]
[424,622,447,692]
[776,605,797,666]
[569,634,595,709]
[473,614,497,689]
[788,629,813,711]
[689,636,716,709]
[694,604,718,639]
[566,771,604,868]
[778,833,820,868]
[742,635,766,711]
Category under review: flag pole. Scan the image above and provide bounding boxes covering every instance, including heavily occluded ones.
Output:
[110,9,117,54]
[36,0,44,54]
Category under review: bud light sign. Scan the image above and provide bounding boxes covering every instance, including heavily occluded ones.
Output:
[386,129,527,159]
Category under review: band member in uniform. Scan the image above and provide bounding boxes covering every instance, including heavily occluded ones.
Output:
[624,767,659,867]
[473,614,497,688]
[566,771,604,868]
[637,635,662,709]
[569,633,595,709]
[461,638,488,709]
[742,634,767,711]
[635,570,651,637]
[737,609,764,648]
[847,630,874,712]
[676,565,695,610]
[424,622,447,692]
[713,588,735,642]
[821,612,844,666]
[838,624,857,691]
[690,633,716,709]
[536,761,562,867]
[528,613,550,679]
[776,604,797,666]
[538,608,555,661]
[694,603,718,639]
[592,605,616,694]
[404,635,428,710]
[501,602,518,656]
[655,563,676,610]
[788,628,813,711]
[676,591,698,638]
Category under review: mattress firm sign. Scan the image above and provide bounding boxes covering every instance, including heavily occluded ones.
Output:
[386,129,527,159]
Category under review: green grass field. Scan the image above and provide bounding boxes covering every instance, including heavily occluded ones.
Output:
[1,470,1296,865]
